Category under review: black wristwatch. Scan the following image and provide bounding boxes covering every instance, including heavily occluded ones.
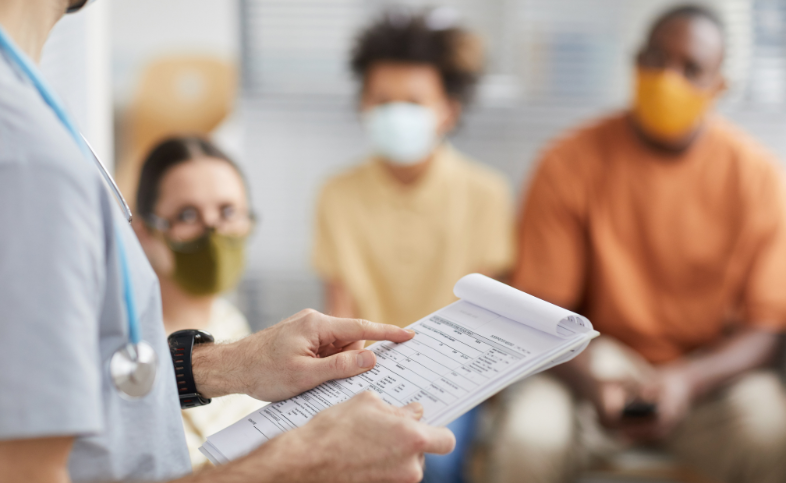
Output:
[168,329,215,409]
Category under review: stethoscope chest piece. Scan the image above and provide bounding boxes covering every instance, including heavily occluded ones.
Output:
[110,341,158,399]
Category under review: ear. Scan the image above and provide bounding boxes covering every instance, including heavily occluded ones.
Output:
[438,99,462,136]
[713,75,728,97]
[634,49,646,68]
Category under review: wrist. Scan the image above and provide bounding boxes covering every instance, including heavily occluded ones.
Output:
[183,439,289,483]
[660,362,701,403]
[192,342,245,399]
[233,429,310,483]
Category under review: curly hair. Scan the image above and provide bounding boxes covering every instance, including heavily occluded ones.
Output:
[647,4,724,43]
[350,9,484,105]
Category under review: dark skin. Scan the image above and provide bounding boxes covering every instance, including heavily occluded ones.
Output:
[630,14,726,152]
[554,14,780,443]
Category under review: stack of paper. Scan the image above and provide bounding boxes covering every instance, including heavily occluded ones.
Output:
[200,274,599,465]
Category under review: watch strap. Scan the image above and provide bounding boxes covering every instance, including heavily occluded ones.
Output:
[168,329,215,409]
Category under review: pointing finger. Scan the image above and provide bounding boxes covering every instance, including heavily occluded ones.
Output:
[304,350,377,388]
[324,317,415,345]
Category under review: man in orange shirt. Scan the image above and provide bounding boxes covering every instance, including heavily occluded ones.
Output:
[488,6,786,483]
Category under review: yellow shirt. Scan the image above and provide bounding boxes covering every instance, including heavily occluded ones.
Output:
[313,144,515,328]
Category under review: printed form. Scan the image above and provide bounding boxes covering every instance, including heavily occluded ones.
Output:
[201,274,598,464]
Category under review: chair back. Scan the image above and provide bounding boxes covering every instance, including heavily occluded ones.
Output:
[117,56,237,206]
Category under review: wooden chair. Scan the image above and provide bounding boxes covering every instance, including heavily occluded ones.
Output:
[581,448,719,483]
[115,56,237,207]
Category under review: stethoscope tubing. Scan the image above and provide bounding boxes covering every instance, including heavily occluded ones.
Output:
[0,25,142,348]
[81,134,134,222]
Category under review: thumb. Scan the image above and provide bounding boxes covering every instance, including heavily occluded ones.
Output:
[307,349,377,384]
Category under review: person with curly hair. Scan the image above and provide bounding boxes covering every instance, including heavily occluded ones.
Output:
[312,9,515,483]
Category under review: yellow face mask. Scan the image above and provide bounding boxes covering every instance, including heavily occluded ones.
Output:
[166,230,247,296]
[632,67,715,143]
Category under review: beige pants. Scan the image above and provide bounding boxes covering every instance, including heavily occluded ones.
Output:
[484,338,786,483]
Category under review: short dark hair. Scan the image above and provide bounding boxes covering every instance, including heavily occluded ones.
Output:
[647,4,725,43]
[350,9,483,105]
[135,136,246,221]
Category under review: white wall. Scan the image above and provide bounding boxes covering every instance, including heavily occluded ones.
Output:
[110,0,240,107]
[40,1,113,167]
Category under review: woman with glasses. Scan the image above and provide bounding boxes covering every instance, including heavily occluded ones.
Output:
[133,136,261,469]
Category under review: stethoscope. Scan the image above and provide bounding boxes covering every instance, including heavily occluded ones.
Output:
[0,27,158,399]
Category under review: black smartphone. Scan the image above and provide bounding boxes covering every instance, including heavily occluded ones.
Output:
[622,400,657,419]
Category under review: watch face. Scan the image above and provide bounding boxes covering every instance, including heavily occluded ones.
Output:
[195,330,215,343]
[168,329,214,347]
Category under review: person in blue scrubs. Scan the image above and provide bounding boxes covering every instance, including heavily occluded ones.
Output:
[0,1,455,481]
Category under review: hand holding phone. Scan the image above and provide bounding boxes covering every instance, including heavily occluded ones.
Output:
[622,400,657,419]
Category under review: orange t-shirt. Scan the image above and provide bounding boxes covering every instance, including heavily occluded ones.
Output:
[513,113,786,364]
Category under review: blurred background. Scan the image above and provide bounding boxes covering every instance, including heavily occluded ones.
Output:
[40,0,786,331]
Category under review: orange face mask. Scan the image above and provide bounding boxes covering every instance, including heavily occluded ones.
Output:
[632,67,716,143]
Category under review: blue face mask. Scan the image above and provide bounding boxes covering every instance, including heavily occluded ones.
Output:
[364,102,439,165]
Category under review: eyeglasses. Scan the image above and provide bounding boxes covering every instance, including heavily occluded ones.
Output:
[146,205,256,243]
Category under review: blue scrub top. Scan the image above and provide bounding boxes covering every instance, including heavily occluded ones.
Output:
[0,49,191,480]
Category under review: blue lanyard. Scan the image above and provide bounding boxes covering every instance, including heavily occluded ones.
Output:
[0,26,141,345]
